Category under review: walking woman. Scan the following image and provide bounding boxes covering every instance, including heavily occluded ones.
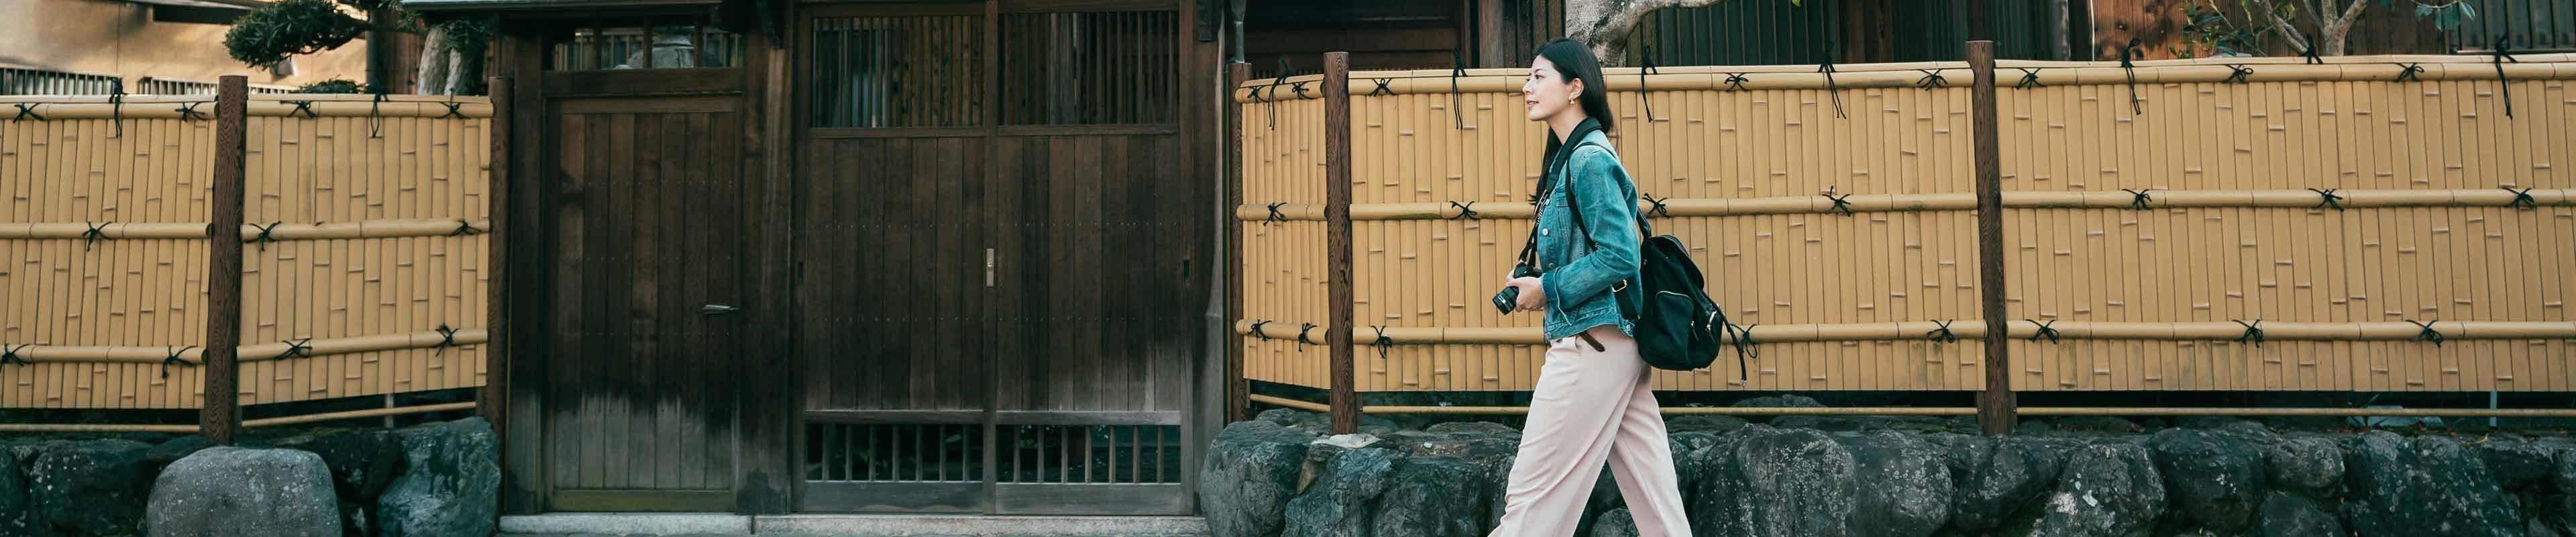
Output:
[1491,38,1692,537]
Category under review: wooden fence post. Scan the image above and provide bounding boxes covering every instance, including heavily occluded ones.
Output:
[482,75,511,429]
[1967,41,2017,436]
[1323,52,1358,434]
[201,76,248,444]
[1226,61,1250,424]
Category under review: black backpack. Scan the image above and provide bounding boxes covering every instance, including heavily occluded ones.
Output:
[1555,148,1741,376]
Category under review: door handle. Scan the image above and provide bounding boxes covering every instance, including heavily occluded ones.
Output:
[701,304,741,315]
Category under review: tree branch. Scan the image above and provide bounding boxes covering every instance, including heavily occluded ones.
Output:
[1568,0,1733,67]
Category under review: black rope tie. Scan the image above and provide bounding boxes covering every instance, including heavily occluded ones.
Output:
[2408,319,2447,347]
[2308,188,2345,211]
[107,81,127,139]
[450,219,483,236]
[1723,72,1750,92]
[1727,322,1760,381]
[0,344,30,367]
[1447,201,1480,220]
[2026,319,2061,344]
[2015,68,2045,90]
[248,221,283,250]
[1638,46,1661,122]
[284,100,318,119]
[1248,320,1274,341]
[160,346,197,378]
[1290,80,1312,99]
[2233,320,2266,346]
[2223,64,2254,85]
[2394,63,2425,83]
[1818,40,1846,119]
[2492,35,2518,118]
[1260,58,1289,130]
[438,101,468,120]
[2119,40,2145,115]
[2121,188,2156,211]
[433,324,461,355]
[1371,326,1393,360]
[9,103,42,122]
[1914,68,1949,90]
[2300,36,2324,65]
[80,221,112,250]
[1927,320,1958,344]
[2504,187,2536,209]
[1450,57,1468,130]
[368,92,390,138]
[1263,202,1288,226]
[175,101,209,121]
[1824,192,1855,217]
[274,338,314,360]
[1641,194,1672,218]
[1295,322,1320,351]
[1368,78,1394,97]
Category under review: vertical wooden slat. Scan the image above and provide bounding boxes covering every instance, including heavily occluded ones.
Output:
[1967,42,2014,434]
[1226,62,1250,423]
[1323,52,1356,434]
[201,77,248,444]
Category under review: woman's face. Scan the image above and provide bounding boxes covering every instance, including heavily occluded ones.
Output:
[1522,56,1581,122]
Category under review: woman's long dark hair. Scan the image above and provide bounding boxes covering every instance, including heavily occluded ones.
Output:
[1532,38,1615,204]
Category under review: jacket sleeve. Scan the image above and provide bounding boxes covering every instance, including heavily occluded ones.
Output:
[1542,145,1640,313]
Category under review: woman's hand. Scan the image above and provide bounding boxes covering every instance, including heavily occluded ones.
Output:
[1507,276,1546,312]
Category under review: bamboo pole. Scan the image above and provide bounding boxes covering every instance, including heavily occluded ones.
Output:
[1970,40,2014,436]
[1231,189,2574,221]
[1233,320,2575,344]
[202,76,248,445]
[1322,52,1357,435]
[5,328,492,364]
[0,219,496,240]
[0,96,495,119]
[1244,395,2576,418]
[240,401,478,428]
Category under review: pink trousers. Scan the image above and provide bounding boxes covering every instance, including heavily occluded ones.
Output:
[1487,326,1693,537]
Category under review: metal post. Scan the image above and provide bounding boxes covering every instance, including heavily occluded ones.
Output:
[1322,52,1357,435]
[1967,42,2016,436]
[201,76,249,444]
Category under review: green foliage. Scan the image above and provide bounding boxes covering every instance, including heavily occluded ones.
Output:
[223,0,423,67]
[294,78,370,93]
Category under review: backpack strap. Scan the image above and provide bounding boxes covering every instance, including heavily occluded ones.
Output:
[1557,140,1652,250]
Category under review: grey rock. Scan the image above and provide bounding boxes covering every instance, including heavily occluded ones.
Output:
[2254,493,2344,537]
[1368,456,1485,537]
[0,449,35,537]
[1591,508,1638,537]
[32,439,156,537]
[2017,420,2059,434]
[144,447,341,537]
[1774,416,1870,432]
[2339,431,2520,537]
[2557,452,2576,536]
[144,436,215,466]
[275,429,405,503]
[2054,417,2147,434]
[1299,435,1384,493]
[2475,438,2557,490]
[2265,434,2346,498]
[1834,431,1952,537]
[1424,422,1519,437]
[375,418,500,537]
[1939,435,2072,532]
[2150,428,2269,530]
[1731,395,1825,408]
[2530,518,2565,537]
[1257,409,1395,434]
[1691,426,1856,537]
[1283,447,1399,537]
[2003,442,2166,537]
[1201,420,1320,537]
[1666,416,1750,434]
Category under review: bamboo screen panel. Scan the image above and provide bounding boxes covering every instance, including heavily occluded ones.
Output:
[1,94,494,408]
[1238,54,2576,394]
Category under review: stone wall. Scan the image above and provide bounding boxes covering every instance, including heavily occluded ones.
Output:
[1201,404,2576,537]
[0,418,496,537]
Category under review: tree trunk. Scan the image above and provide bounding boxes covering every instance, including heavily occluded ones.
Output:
[1565,0,1734,67]
[413,26,451,95]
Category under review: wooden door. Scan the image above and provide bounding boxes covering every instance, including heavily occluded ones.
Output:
[540,79,750,512]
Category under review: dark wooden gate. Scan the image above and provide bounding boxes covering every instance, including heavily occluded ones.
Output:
[533,52,755,511]
[789,0,1212,515]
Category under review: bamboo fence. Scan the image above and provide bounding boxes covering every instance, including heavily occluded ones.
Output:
[1,93,494,409]
[1235,52,2576,394]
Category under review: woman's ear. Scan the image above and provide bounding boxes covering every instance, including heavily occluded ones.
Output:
[1563,77,1584,103]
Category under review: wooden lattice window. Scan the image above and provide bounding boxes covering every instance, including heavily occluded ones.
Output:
[998,10,1179,125]
[548,17,745,71]
[808,14,985,128]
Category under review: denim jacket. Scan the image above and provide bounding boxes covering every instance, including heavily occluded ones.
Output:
[1534,128,1642,341]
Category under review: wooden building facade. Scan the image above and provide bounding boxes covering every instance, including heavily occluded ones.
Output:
[406,0,1226,515]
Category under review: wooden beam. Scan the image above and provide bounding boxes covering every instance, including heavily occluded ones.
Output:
[1321,52,1356,435]
[1967,41,2015,436]
[1225,61,1249,424]
[482,75,512,430]
[200,76,248,445]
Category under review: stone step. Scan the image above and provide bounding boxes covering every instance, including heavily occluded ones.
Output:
[499,514,1208,537]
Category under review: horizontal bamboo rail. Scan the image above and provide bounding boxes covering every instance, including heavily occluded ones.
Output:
[4,328,488,364]
[1252,395,2576,418]
[1236,54,2576,101]
[0,401,480,433]
[0,219,493,240]
[0,95,495,119]
[1238,320,2576,344]
[1236,189,2576,221]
